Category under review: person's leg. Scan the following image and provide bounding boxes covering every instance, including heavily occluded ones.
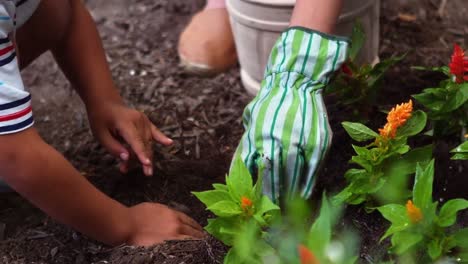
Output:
[178,0,237,76]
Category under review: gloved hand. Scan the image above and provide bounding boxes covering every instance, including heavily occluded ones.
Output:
[234,27,349,203]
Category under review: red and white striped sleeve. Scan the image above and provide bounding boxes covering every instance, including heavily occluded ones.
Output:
[0,2,33,135]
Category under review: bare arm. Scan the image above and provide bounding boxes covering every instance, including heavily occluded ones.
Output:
[0,128,203,246]
[289,0,343,34]
[0,128,131,245]
[52,0,121,107]
[51,0,173,176]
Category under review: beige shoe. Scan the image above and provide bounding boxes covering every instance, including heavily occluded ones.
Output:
[178,8,237,76]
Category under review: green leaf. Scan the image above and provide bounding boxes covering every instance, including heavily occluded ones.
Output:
[413,88,448,111]
[452,141,468,160]
[451,141,468,153]
[411,65,450,75]
[349,20,365,61]
[378,204,410,240]
[452,153,468,160]
[352,145,371,157]
[205,218,238,246]
[213,183,228,191]
[192,190,232,208]
[391,231,423,255]
[438,199,468,227]
[307,194,333,254]
[427,239,443,260]
[453,228,468,248]
[396,110,427,138]
[333,186,353,205]
[351,155,373,172]
[232,221,262,262]
[227,154,254,200]
[342,122,379,142]
[207,200,242,217]
[253,162,265,201]
[384,145,433,175]
[366,54,405,88]
[256,195,280,216]
[440,83,468,113]
[224,248,241,264]
[413,160,435,211]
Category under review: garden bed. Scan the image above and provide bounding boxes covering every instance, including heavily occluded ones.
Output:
[0,0,467,263]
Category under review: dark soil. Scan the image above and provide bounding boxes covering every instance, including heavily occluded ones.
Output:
[1,0,467,263]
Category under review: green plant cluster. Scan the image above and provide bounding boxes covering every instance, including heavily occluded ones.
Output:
[192,27,468,264]
[334,111,431,207]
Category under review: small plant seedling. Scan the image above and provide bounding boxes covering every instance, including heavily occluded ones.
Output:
[334,100,432,208]
[378,160,468,262]
[326,21,404,121]
[412,44,468,140]
[192,154,280,262]
[225,194,359,264]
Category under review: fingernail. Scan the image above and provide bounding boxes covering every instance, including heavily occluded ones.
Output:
[120,153,129,161]
[145,167,153,176]
[145,158,151,164]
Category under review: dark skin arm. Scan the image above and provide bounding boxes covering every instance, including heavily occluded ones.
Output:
[0,128,203,246]
[1,0,204,246]
[52,0,167,176]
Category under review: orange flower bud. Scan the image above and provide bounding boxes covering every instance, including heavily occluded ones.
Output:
[379,100,413,139]
[241,196,253,211]
[406,200,423,223]
[298,244,320,264]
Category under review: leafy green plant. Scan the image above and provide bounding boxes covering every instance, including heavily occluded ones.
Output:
[224,194,359,264]
[451,141,468,160]
[326,21,404,120]
[378,160,468,262]
[192,155,280,260]
[334,100,432,207]
[412,44,468,140]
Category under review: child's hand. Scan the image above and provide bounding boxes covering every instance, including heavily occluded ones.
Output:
[125,202,204,246]
[88,101,173,176]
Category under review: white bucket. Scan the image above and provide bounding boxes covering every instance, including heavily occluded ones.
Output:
[226,0,380,95]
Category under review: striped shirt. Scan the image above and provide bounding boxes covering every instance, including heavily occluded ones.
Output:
[0,0,40,134]
[235,27,349,202]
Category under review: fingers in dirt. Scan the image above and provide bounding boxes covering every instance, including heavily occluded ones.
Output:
[151,124,173,145]
[178,224,205,239]
[176,212,203,231]
[118,125,152,167]
[100,130,129,160]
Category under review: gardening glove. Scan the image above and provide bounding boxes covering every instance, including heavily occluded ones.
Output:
[234,27,349,203]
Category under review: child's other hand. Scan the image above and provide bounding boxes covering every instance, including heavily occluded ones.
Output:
[126,202,204,246]
[88,101,173,176]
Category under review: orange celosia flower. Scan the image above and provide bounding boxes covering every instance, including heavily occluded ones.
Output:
[406,200,423,223]
[379,100,413,139]
[298,244,320,264]
[240,196,253,211]
[449,44,468,83]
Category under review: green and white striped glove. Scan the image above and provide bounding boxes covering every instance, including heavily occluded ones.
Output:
[235,27,349,203]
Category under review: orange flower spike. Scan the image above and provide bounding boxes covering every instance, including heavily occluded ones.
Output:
[240,196,253,211]
[379,100,413,139]
[449,44,468,83]
[406,200,423,223]
[298,244,320,264]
